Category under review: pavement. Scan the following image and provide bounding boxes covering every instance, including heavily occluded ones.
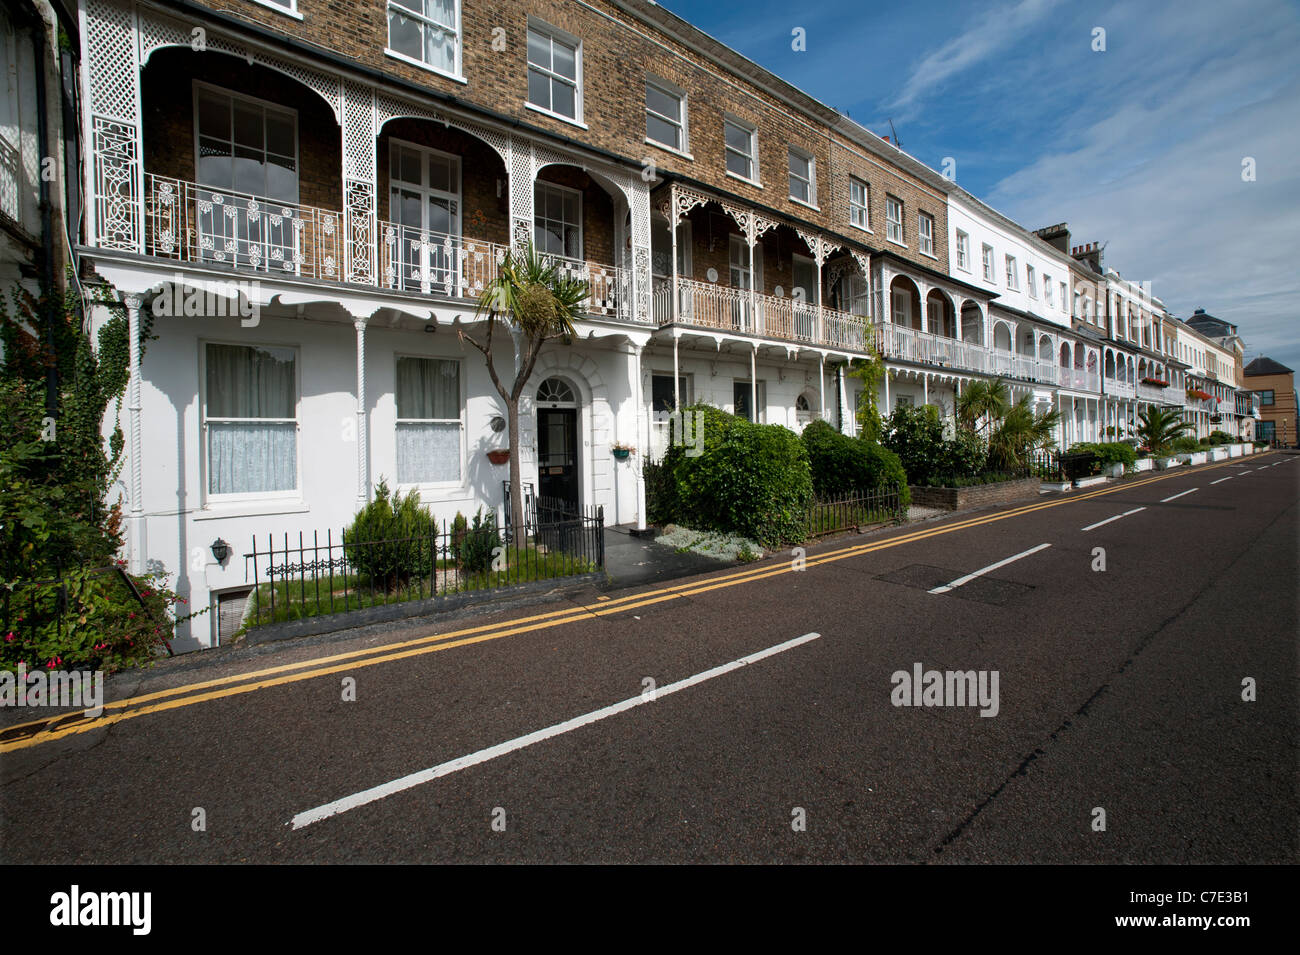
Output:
[600,524,725,588]
[1,452,1295,864]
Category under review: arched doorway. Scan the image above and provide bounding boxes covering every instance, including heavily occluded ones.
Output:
[535,376,580,510]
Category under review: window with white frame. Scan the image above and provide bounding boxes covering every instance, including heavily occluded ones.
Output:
[387,0,461,76]
[396,356,462,485]
[955,231,969,271]
[981,244,995,282]
[849,177,869,230]
[918,213,934,255]
[1026,264,1037,298]
[252,0,299,16]
[1005,254,1018,289]
[885,195,903,244]
[534,181,582,258]
[196,86,297,201]
[788,148,815,204]
[1044,274,1053,306]
[204,343,297,496]
[527,22,581,121]
[645,77,686,152]
[724,116,757,181]
[1059,281,1067,310]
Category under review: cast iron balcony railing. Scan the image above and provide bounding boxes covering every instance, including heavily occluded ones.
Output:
[145,174,344,280]
[653,276,870,352]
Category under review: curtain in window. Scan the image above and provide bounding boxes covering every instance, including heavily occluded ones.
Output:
[396,357,461,483]
[206,344,297,494]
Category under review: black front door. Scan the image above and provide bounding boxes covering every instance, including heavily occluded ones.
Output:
[537,408,579,511]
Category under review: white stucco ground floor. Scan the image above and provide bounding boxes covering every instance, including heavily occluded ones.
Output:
[87,260,1197,652]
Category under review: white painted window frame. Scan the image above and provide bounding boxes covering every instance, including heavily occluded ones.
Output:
[394,353,467,491]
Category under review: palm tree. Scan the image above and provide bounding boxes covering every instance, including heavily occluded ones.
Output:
[1135,406,1192,457]
[957,376,1010,434]
[459,242,589,539]
[988,393,1062,470]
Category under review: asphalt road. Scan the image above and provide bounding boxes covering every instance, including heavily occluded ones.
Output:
[3,453,1296,864]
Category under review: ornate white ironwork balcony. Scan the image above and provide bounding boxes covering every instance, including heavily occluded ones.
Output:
[145,174,342,280]
[0,135,18,223]
[654,276,870,352]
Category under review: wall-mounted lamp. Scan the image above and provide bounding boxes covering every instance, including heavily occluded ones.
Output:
[211,538,231,564]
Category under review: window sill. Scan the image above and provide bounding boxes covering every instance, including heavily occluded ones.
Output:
[526,102,588,130]
[645,137,693,161]
[194,500,310,520]
[384,49,468,85]
[849,221,874,235]
[789,196,820,212]
[886,236,907,249]
[919,249,938,261]
[249,0,303,19]
[725,170,762,189]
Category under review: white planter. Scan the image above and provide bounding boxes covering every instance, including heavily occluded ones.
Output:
[1190,451,1208,465]
[1074,475,1108,488]
[1131,458,1154,473]
[1174,453,1192,464]
[1209,447,1229,462]
[1228,444,1243,458]
[1156,456,1181,470]
[1243,443,1254,455]
[1104,462,1124,478]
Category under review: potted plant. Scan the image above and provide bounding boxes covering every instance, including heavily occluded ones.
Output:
[611,442,635,461]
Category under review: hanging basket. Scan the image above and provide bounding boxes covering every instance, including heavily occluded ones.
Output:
[612,448,631,460]
[486,449,511,465]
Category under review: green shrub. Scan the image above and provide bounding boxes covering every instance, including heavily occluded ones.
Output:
[921,471,1029,488]
[802,420,909,507]
[881,405,946,484]
[938,429,988,480]
[664,404,812,547]
[1206,430,1235,445]
[643,458,675,526]
[343,479,436,588]
[1169,436,1202,454]
[458,508,500,574]
[2,567,198,674]
[1067,441,1137,471]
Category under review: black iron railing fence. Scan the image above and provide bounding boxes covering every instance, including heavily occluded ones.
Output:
[243,504,604,628]
[806,488,906,538]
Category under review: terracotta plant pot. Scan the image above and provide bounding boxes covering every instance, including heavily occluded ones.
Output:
[486,449,510,465]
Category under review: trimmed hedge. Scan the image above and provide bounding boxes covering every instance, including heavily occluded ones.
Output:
[802,420,910,508]
[881,405,989,485]
[1066,441,1138,472]
[659,404,813,547]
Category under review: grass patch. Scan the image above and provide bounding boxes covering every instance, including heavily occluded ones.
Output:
[241,544,597,631]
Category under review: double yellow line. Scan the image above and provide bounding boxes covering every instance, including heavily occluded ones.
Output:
[0,456,1255,753]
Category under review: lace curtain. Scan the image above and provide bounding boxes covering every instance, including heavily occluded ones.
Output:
[206,343,297,494]
[396,357,462,484]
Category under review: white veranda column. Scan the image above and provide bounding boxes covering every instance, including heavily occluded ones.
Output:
[124,293,146,573]
[633,345,646,530]
[354,318,369,506]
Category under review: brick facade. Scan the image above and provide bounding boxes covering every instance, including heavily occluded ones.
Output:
[180,0,946,269]
[141,48,342,212]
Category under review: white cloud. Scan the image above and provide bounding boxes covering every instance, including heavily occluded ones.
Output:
[887,0,1064,115]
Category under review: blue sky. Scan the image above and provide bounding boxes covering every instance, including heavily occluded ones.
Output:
[659,0,1300,373]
